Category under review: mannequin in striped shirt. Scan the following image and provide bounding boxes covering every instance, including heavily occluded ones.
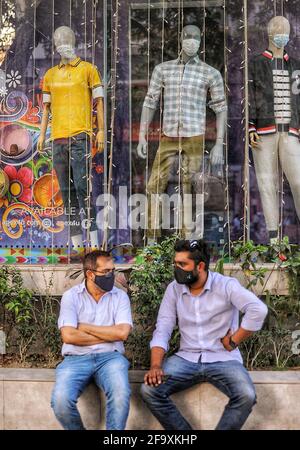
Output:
[249,16,300,243]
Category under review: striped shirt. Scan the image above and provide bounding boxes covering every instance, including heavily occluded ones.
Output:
[273,59,291,125]
[143,55,227,137]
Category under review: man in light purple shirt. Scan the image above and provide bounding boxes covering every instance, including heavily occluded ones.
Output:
[141,239,268,430]
[51,250,133,430]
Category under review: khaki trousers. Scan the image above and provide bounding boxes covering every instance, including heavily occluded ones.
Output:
[147,134,204,238]
[252,132,300,231]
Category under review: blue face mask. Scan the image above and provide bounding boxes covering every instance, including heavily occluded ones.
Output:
[272,34,289,49]
[93,271,115,292]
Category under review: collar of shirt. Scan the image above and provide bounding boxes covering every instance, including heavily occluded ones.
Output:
[175,54,201,65]
[75,280,119,297]
[58,56,82,69]
[181,270,213,296]
[262,49,289,62]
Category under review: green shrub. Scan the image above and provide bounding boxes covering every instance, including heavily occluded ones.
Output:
[128,235,179,368]
[1,236,299,370]
[0,265,61,365]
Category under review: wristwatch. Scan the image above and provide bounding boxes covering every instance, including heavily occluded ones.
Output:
[229,336,238,350]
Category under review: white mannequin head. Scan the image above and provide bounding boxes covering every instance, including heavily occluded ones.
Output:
[54,26,77,60]
[267,16,290,50]
[181,25,201,60]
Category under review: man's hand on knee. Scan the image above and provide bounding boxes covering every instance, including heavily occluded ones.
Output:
[144,366,165,387]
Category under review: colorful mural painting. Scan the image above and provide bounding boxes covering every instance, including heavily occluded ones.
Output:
[0,75,73,259]
[0,1,110,263]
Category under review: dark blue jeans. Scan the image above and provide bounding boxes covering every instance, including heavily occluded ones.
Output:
[141,355,257,430]
[51,352,131,430]
[53,133,98,237]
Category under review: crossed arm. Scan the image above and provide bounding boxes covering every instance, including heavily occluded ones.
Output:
[61,323,132,346]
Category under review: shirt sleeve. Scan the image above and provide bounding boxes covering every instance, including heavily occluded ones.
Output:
[42,70,51,104]
[150,283,177,352]
[88,64,104,99]
[115,291,133,327]
[227,278,268,331]
[208,68,227,114]
[248,59,257,131]
[143,63,163,110]
[58,291,78,329]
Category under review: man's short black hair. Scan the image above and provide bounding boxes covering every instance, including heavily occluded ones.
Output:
[174,239,210,271]
[83,249,112,277]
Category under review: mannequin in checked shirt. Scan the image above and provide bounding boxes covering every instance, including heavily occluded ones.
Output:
[249,16,300,243]
[137,25,227,241]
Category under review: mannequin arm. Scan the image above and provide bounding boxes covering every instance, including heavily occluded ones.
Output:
[210,109,227,166]
[137,106,156,159]
[37,103,50,152]
[95,97,104,153]
[137,64,163,159]
[249,131,261,148]
[216,109,227,142]
[248,61,258,140]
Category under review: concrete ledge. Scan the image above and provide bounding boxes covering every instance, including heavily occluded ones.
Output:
[0,369,299,430]
[1,368,300,384]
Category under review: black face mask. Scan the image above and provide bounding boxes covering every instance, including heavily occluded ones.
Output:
[174,266,199,286]
[94,271,115,292]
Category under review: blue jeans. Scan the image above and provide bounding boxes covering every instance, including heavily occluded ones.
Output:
[51,352,131,430]
[141,355,257,430]
[53,133,98,237]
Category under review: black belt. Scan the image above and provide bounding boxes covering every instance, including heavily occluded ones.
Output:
[277,124,290,132]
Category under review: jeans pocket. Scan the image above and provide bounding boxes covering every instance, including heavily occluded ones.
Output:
[54,358,64,369]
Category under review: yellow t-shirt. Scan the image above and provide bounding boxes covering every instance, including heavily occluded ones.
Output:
[42,57,104,140]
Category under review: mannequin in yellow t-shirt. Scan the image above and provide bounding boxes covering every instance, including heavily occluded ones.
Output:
[38,26,104,249]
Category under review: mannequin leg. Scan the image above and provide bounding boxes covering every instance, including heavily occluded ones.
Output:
[147,136,179,239]
[278,133,300,222]
[251,133,280,234]
[52,141,82,246]
[70,135,98,248]
[89,229,99,248]
[181,135,204,238]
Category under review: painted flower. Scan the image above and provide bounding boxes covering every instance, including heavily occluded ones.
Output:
[4,165,34,204]
[6,70,21,89]
[0,86,7,97]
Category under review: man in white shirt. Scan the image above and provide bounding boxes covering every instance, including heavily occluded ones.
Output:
[51,250,133,430]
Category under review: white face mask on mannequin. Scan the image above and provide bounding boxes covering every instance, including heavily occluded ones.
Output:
[182,38,200,57]
[56,44,76,60]
[272,34,289,48]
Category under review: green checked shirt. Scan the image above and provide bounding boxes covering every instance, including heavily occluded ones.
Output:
[143,55,227,137]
